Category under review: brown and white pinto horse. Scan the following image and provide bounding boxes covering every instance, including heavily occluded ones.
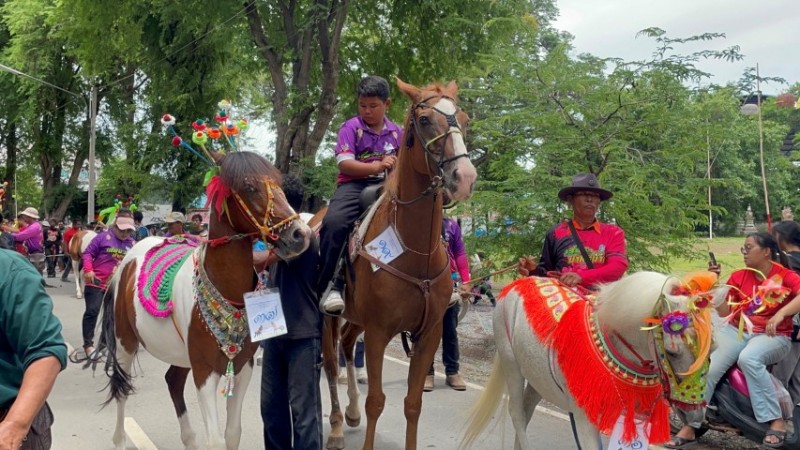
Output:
[99,151,312,450]
[321,79,477,450]
[67,229,97,299]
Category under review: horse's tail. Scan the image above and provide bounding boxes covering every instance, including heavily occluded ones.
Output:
[98,269,135,407]
[459,354,507,449]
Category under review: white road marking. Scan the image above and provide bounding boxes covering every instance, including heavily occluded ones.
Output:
[125,417,159,450]
[383,354,667,449]
[100,352,667,449]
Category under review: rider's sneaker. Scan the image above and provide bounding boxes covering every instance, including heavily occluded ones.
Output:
[320,289,345,316]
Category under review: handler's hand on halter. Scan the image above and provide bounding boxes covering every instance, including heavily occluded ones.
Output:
[516,256,537,277]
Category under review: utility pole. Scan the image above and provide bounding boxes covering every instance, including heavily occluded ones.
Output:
[88,85,97,223]
[756,64,772,232]
[706,121,713,239]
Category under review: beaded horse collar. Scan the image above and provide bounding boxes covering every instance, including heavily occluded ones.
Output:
[193,244,249,396]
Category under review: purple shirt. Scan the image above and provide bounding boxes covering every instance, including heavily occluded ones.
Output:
[82,230,134,287]
[12,221,43,254]
[334,115,403,184]
[442,217,470,282]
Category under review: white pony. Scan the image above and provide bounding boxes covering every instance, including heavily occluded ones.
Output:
[461,271,726,450]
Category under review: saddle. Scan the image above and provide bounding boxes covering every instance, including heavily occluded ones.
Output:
[348,190,388,263]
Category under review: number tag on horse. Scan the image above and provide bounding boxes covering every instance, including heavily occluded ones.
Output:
[608,414,649,450]
[244,288,287,342]
[364,226,404,272]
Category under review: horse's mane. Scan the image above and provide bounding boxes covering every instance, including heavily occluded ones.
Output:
[384,82,456,198]
[219,151,282,191]
[594,271,682,336]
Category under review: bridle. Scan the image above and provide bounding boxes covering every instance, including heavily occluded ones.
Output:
[220,177,298,245]
[396,94,470,204]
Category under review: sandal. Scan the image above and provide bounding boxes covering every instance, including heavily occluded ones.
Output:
[763,429,786,448]
[663,436,697,449]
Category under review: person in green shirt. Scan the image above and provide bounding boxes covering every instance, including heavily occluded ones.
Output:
[0,248,67,449]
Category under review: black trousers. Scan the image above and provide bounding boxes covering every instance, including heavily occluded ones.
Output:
[82,286,104,347]
[260,337,323,450]
[45,245,59,276]
[429,303,460,375]
[317,179,381,293]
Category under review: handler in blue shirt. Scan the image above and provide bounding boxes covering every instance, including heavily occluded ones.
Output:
[259,174,323,450]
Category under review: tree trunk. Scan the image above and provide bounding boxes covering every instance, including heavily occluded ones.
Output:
[245,0,348,175]
[3,122,17,216]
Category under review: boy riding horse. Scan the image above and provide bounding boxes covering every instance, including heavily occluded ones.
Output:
[318,76,403,315]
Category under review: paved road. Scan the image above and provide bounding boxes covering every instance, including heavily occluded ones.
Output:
[45,278,587,449]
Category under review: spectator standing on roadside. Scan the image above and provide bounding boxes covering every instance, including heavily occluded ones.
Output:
[44,218,62,279]
[1,208,45,276]
[163,212,187,237]
[425,215,470,392]
[0,247,67,449]
[133,211,149,242]
[60,219,82,282]
[770,220,800,404]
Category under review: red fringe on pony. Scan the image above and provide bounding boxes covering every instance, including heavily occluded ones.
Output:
[501,277,583,344]
[205,175,231,219]
[551,301,670,444]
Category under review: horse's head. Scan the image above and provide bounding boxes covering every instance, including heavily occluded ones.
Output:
[596,271,727,416]
[396,78,477,201]
[207,151,312,260]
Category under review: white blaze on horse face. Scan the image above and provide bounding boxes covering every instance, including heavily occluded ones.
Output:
[433,98,477,201]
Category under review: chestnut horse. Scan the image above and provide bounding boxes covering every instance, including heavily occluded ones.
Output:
[99,151,312,450]
[67,229,96,298]
[321,79,478,450]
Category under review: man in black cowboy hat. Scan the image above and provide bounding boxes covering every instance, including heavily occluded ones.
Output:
[518,173,628,290]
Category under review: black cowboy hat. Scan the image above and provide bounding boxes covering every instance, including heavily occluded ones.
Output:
[557,173,613,202]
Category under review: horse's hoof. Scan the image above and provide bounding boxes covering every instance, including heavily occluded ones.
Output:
[77,294,83,299]
[345,413,361,427]
[326,436,345,450]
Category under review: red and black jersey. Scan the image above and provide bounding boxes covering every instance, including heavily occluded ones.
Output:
[534,219,628,289]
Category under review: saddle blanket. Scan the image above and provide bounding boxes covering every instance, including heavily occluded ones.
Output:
[137,237,198,318]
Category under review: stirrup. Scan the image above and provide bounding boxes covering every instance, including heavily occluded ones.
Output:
[320,287,345,316]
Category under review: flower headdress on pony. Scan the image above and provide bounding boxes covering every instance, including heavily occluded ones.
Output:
[98,194,138,224]
[161,101,250,210]
[642,271,721,412]
[160,100,251,221]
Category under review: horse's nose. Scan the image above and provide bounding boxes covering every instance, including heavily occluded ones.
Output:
[292,227,305,243]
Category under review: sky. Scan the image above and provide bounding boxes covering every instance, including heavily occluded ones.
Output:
[553,0,800,93]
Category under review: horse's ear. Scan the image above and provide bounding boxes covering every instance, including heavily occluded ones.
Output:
[209,151,224,165]
[444,80,458,98]
[396,77,422,102]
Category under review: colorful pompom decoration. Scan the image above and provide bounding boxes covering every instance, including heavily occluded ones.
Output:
[192,119,207,131]
[161,114,176,127]
[171,136,183,147]
[193,131,209,146]
[207,128,222,139]
[224,123,239,136]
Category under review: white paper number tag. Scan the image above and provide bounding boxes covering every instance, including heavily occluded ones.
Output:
[607,415,649,450]
[244,289,287,342]
[364,226,405,272]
